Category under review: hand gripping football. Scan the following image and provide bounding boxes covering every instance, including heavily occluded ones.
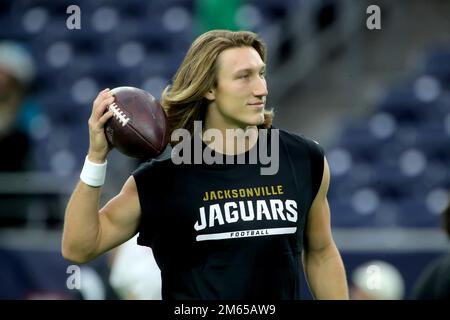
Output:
[104,86,169,159]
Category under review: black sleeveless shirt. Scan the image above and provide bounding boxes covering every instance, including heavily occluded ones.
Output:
[132,128,324,300]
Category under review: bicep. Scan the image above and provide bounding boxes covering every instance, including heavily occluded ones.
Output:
[95,176,141,256]
[304,156,333,252]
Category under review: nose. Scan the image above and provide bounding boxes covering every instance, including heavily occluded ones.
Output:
[253,76,268,98]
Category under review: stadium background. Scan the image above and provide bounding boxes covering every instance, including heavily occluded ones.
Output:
[0,0,449,299]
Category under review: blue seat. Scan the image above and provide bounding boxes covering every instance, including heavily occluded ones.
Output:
[36,90,88,125]
[372,163,417,198]
[338,131,384,163]
[67,124,90,167]
[396,199,440,228]
[329,199,375,228]
[423,47,450,84]
[422,161,450,190]
[416,132,450,162]
[378,87,428,124]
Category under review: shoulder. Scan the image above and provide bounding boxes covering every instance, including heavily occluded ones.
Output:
[428,254,450,275]
[276,128,326,200]
[132,145,173,179]
[276,128,324,161]
[278,128,323,150]
[417,254,450,286]
[412,254,450,299]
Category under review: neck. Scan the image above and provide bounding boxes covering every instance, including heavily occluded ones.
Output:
[203,112,258,156]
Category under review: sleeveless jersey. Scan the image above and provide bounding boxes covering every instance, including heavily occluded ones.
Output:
[132,128,324,300]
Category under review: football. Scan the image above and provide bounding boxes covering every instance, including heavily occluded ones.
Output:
[104,86,169,159]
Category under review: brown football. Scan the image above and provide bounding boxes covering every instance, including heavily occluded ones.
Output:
[104,86,169,159]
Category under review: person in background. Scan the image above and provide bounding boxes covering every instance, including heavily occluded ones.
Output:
[0,41,36,171]
[412,195,450,300]
[109,235,162,300]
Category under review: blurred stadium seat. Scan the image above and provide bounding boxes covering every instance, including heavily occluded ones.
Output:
[329,52,450,228]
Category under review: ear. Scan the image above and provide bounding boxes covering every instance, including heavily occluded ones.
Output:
[204,88,215,101]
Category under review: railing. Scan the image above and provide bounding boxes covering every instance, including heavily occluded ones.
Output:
[0,171,116,230]
[266,0,367,104]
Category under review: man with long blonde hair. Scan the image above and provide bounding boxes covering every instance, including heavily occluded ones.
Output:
[62,30,348,300]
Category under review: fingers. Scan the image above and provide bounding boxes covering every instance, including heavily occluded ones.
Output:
[87,89,115,157]
[92,88,115,120]
[89,88,116,133]
[98,109,114,127]
[94,95,115,120]
[92,88,110,107]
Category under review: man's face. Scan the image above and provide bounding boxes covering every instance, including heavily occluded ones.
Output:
[206,46,268,129]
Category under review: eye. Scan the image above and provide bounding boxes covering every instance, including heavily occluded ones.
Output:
[238,74,250,79]
[259,71,266,78]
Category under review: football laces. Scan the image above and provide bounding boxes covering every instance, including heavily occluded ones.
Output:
[108,102,130,127]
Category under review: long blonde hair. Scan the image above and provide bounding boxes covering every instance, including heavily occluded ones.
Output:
[161,30,274,137]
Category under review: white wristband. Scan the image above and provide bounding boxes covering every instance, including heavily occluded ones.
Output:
[80,156,107,187]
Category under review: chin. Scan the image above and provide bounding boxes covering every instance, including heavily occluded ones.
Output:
[241,119,263,128]
[254,113,266,126]
[232,113,265,129]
